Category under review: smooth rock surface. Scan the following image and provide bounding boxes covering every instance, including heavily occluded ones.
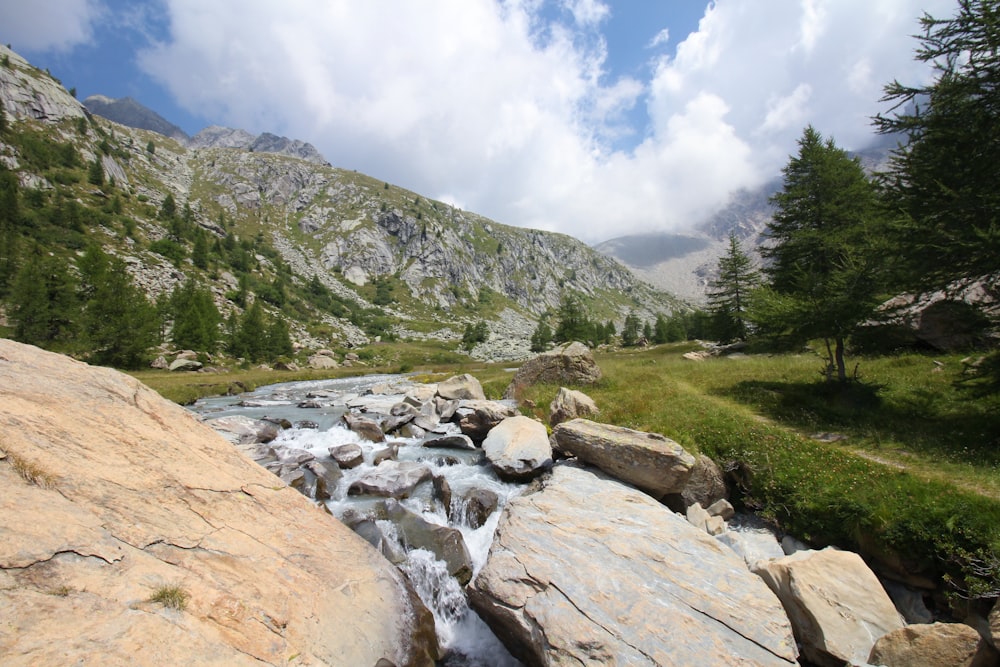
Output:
[0,340,437,666]
[468,463,798,667]
[868,622,999,667]
[551,418,696,498]
[436,373,486,401]
[347,460,433,499]
[481,416,553,481]
[754,548,904,667]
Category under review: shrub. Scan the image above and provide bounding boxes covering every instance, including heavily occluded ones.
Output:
[149,584,189,610]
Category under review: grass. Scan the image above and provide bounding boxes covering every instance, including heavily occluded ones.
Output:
[149,584,189,610]
[7,451,57,489]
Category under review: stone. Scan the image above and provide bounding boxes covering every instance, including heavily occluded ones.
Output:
[303,460,342,501]
[686,502,727,536]
[869,622,999,667]
[350,519,407,565]
[456,488,499,529]
[548,386,599,427]
[372,443,399,466]
[385,500,473,585]
[679,453,728,510]
[881,579,934,625]
[342,412,386,443]
[717,526,786,568]
[273,361,299,371]
[454,400,519,442]
[503,341,602,399]
[381,413,415,434]
[707,498,735,520]
[307,354,339,370]
[0,339,437,666]
[436,374,486,401]
[150,355,168,369]
[347,461,433,499]
[481,416,553,481]
[204,415,279,445]
[421,434,476,451]
[168,358,203,372]
[754,547,905,667]
[468,464,798,666]
[990,599,999,650]
[329,443,364,469]
[432,474,453,515]
[551,418,696,498]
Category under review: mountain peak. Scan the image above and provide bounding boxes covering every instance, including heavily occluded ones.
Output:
[83,94,189,142]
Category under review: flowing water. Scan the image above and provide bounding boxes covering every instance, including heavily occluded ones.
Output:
[192,375,523,666]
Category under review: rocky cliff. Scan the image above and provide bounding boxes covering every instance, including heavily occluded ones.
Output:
[0,339,438,665]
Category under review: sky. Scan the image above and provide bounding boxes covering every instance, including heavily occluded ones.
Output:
[1,0,957,244]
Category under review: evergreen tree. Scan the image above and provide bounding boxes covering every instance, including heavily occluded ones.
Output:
[530,320,553,352]
[652,314,670,344]
[621,312,641,347]
[0,167,20,295]
[87,157,104,186]
[875,0,1000,291]
[170,279,221,352]
[191,232,209,270]
[265,316,293,359]
[10,250,78,346]
[83,254,159,368]
[759,126,885,382]
[159,193,177,222]
[553,295,591,343]
[642,321,653,342]
[707,233,760,342]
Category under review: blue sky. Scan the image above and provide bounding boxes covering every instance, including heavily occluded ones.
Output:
[0,0,956,243]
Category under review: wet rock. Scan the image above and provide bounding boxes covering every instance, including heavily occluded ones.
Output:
[351,518,407,565]
[303,460,342,500]
[468,464,798,666]
[385,499,473,585]
[548,386,599,427]
[342,412,386,443]
[278,448,315,467]
[381,413,415,435]
[205,415,279,444]
[295,420,319,430]
[754,547,905,667]
[372,443,399,466]
[432,475,453,515]
[348,461,433,499]
[422,435,476,451]
[503,341,602,400]
[454,400,518,442]
[262,416,293,430]
[551,418,696,499]
[457,488,498,529]
[436,374,486,401]
[329,443,364,469]
[436,398,460,422]
[297,399,323,409]
[869,622,998,667]
[482,416,553,482]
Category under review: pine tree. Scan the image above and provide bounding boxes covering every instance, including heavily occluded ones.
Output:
[0,167,20,295]
[83,253,159,368]
[621,312,641,347]
[170,279,221,352]
[759,126,884,382]
[707,233,760,342]
[554,295,591,344]
[87,157,104,186]
[530,320,553,352]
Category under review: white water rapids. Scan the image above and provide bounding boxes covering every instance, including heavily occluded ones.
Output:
[191,375,523,666]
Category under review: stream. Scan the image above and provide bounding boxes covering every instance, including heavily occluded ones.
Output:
[191,374,524,666]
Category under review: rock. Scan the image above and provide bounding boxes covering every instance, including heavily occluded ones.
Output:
[481,416,553,481]
[297,399,323,409]
[278,448,315,467]
[686,502,727,536]
[308,354,339,370]
[548,386,599,427]
[679,453,728,510]
[303,460,342,501]
[456,488,499,529]
[347,461,433,499]
[754,547,905,667]
[329,443,364,469]
[503,341,602,400]
[273,361,299,371]
[990,599,999,650]
[881,579,934,625]
[372,443,399,466]
[454,400,519,442]
[342,412,386,443]
[234,443,278,466]
[381,413,415,434]
[421,434,476,451]
[707,498,735,520]
[204,415,279,445]
[551,418,696,498]
[385,500,473,585]
[717,526,786,568]
[0,339,437,666]
[468,464,798,666]
[436,374,486,401]
[280,466,307,491]
[350,519,407,565]
[436,398,460,422]
[150,355,168,369]
[432,474,453,515]
[868,622,999,667]
[168,358,203,372]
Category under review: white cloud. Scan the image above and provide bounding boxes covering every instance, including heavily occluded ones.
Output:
[138,0,956,244]
[0,0,102,52]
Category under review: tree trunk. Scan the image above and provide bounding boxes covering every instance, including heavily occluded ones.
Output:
[835,336,847,383]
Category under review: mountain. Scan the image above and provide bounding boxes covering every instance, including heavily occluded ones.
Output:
[83,94,189,142]
[0,45,684,362]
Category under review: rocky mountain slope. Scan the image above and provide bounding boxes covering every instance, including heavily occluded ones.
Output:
[0,45,685,360]
[82,94,189,142]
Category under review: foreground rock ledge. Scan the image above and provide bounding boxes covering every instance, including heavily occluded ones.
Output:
[0,340,437,666]
[468,463,799,666]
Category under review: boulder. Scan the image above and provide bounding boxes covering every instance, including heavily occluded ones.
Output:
[868,622,999,667]
[168,358,203,372]
[347,461,433,499]
[457,488,499,529]
[303,460,342,501]
[503,341,602,400]
[0,339,437,666]
[150,355,168,369]
[432,474,453,515]
[342,412,386,443]
[468,464,798,666]
[329,443,364,469]
[717,526,786,568]
[385,500,474,585]
[754,547,905,667]
[307,354,339,370]
[547,386,599,427]
[707,498,735,520]
[481,416,553,481]
[686,502,727,536]
[421,434,476,451]
[204,415,279,445]
[679,453,728,510]
[372,443,399,466]
[349,519,407,565]
[551,418,696,498]
[436,373,486,401]
[454,400,519,442]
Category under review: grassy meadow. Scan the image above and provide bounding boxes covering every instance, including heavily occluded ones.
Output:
[138,342,1000,607]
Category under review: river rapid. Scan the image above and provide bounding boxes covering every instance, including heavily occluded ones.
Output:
[191,374,524,666]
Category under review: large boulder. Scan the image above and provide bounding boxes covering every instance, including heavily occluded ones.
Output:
[547,386,599,427]
[468,464,798,666]
[436,373,486,401]
[204,415,279,445]
[678,453,728,509]
[0,340,437,666]
[503,341,602,399]
[384,500,474,585]
[551,418,696,498]
[347,460,433,499]
[307,353,339,370]
[342,412,386,443]
[754,547,905,667]
[868,622,999,667]
[454,400,519,442]
[481,416,553,481]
